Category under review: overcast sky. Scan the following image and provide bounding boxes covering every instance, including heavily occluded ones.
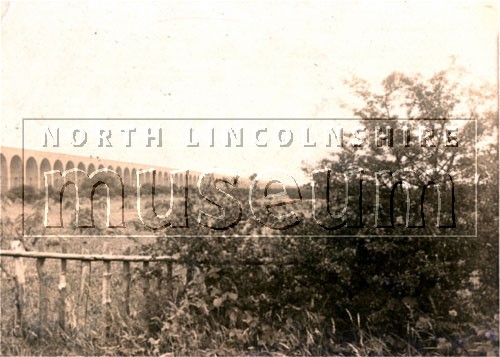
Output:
[1,1,497,183]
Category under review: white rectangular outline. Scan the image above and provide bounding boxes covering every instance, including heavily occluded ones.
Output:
[22,118,478,239]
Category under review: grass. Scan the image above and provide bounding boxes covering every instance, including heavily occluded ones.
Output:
[1,191,498,355]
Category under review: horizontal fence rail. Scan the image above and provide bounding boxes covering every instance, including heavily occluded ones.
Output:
[0,250,287,265]
[0,241,294,338]
[0,241,180,337]
[0,250,178,262]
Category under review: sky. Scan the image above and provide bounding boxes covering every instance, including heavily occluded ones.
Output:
[1,1,498,184]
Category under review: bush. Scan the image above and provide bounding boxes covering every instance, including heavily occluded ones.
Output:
[7,185,44,203]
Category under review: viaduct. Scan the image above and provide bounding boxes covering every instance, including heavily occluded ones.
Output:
[0,146,202,192]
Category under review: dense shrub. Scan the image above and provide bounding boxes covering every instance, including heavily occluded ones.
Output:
[1,68,497,355]
[136,69,498,354]
[7,185,44,203]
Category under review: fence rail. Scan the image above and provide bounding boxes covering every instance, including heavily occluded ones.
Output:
[0,241,177,336]
[0,250,178,262]
[0,240,290,337]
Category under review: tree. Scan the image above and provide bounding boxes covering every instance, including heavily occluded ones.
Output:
[299,67,498,351]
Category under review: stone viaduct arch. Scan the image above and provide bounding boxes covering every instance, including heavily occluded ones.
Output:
[0,146,199,192]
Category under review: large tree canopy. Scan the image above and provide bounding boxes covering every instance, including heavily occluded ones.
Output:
[297,67,498,351]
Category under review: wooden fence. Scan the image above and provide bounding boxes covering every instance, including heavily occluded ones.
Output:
[0,240,178,336]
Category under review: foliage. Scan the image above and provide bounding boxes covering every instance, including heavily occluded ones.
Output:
[138,67,498,354]
[1,67,497,355]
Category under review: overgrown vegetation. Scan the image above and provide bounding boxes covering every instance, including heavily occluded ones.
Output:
[1,68,498,355]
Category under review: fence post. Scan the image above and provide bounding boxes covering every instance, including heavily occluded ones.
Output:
[142,260,152,330]
[167,261,173,294]
[36,241,48,333]
[78,246,91,328]
[36,258,47,332]
[58,242,68,331]
[143,261,150,297]
[11,240,25,336]
[121,247,131,319]
[102,243,112,337]
[156,269,162,293]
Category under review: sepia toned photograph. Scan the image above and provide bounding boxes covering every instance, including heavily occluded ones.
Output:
[0,1,498,355]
